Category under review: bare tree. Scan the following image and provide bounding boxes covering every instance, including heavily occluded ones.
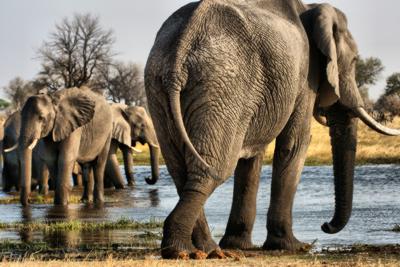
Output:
[93,61,146,107]
[2,77,40,110]
[37,13,115,90]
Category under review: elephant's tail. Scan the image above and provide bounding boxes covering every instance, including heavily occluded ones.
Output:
[169,90,212,170]
[166,0,219,178]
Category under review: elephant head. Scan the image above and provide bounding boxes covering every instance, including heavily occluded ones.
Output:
[111,104,160,185]
[18,88,95,205]
[308,4,400,234]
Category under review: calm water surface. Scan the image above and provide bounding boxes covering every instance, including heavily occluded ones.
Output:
[0,165,399,248]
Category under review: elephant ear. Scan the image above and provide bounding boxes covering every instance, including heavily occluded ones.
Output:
[112,107,131,147]
[52,94,96,142]
[313,4,340,107]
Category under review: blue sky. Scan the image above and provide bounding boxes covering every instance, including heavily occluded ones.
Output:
[0,0,399,100]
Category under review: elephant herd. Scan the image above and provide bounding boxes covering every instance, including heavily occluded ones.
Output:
[1,0,400,260]
[1,87,160,206]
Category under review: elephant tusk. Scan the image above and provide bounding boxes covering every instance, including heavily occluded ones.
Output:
[4,143,18,153]
[130,146,142,153]
[28,139,39,150]
[354,107,400,136]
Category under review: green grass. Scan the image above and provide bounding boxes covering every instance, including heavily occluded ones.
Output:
[0,193,83,205]
[0,217,163,232]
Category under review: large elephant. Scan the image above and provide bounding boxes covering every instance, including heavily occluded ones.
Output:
[104,104,160,189]
[18,87,112,206]
[145,0,400,259]
[2,111,49,193]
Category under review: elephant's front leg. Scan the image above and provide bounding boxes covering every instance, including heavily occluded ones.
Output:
[39,163,49,195]
[54,136,80,206]
[220,155,262,249]
[264,114,311,251]
[54,157,75,206]
[120,145,135,186]
[93,137,111,204]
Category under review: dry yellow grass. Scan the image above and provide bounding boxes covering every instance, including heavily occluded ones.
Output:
[2,255,400,267]
[131,117,400,165]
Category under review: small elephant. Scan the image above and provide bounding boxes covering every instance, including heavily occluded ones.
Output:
[18,87,113,206]
[104,104,160,189]
[145,0,400,258]
[2,111,49,193]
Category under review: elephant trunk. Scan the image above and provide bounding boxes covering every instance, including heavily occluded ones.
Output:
[19,147,33,206]
[146,144,160,185]
[322,104,357,234]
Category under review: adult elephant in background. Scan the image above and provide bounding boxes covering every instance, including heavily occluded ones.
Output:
[104,104,160,189]
[145,0,400,258]
[18,87,112,206]
[2,111,49,193]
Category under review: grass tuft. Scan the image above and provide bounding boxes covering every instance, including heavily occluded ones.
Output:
[0,217,163,232]
[0,193,82,205]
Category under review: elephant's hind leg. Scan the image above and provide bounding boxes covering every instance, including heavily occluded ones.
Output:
[161,172,220,259]
[192,208,218,253]
[81,165,94,203]
[220,154,262,249]
[264,109,312,251]
[104,142,125,189]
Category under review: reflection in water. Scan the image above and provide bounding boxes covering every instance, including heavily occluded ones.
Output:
[19,207,33,243]
[148,189,160,207]
[1,165,400,248]
[45,205,74,221]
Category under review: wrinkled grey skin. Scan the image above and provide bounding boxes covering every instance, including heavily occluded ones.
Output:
[145,0,399,258]
[2,111,49,193]
[19,87,112,206]
[104,104,160,189]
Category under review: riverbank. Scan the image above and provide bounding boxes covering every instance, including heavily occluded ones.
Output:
[2,244,400,266]
[131,117,400,166]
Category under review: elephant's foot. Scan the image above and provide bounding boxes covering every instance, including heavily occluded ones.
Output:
[127,176,135,187]
[161,239,197,259]
[39,186,49,196]
[207,248,243,259]
[80,193,93,203]
[207,248,227,259]
[2,186,12,193]
[219,234,253,250]
[193,235,219,253]
[263,234,311,252]
[93,188,104,204]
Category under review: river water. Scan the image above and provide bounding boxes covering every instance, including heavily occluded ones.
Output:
[0,165,399,248]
